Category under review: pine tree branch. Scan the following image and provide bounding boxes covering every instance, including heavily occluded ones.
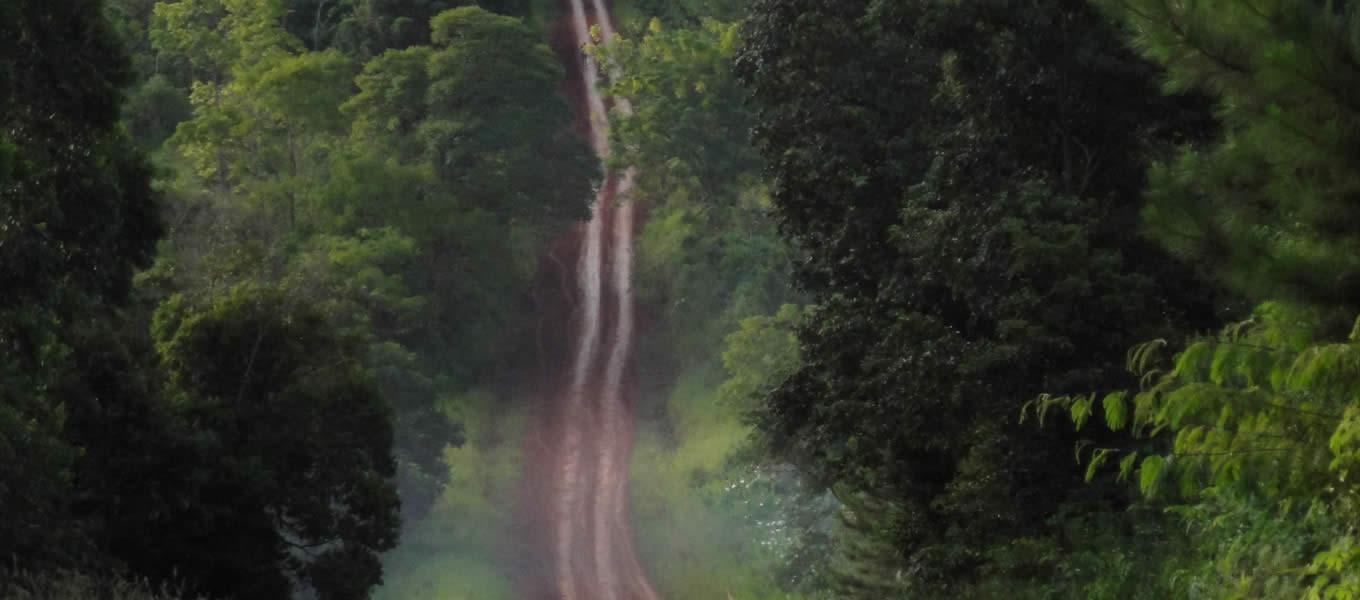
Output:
[1238,0,1360,117]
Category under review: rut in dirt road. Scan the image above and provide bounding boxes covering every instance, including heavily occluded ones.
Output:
[530,0,661,599]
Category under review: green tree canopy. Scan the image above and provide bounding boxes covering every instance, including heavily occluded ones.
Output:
[345,6,597,224]
[1031,3,1360,598]
[736,0,1224,592]
[1107,0,1360,320]
[0,0,163,565]
[146,286,399,600]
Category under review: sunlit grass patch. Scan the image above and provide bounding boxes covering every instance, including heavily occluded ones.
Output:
[628,364,812,600]
[377,387,528,600]
[373,549,514,600]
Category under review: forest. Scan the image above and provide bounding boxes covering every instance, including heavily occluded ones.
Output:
[4,0,1360,598]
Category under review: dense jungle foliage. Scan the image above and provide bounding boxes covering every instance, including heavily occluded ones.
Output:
[4,0,1360,598]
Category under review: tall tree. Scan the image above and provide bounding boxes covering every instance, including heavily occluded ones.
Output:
[135,286,399,600]
[0,0,163,565]
[1032,2,1360,598]
[421,6,596,222]
[342,5,598,379]
[736,0,1222,593]
[1113,0,1360,321]
[595,18,790,360]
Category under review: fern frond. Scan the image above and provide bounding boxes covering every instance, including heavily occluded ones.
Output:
[1087,447,1113,482]
[1103,391,1129,430]
[1072,393,1095,430]
[1128,338,1168,374]
[1139,454,1165,497]
[1117,451,1139,483]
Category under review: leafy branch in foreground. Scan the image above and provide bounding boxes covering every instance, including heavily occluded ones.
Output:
[1029,303,1360,598]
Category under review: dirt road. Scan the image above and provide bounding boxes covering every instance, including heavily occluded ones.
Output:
[516,2,662,599]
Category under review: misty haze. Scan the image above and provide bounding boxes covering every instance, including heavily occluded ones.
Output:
[5,0,1360,599]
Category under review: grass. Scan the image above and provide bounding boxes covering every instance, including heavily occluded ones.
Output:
[628,364,811,600]
[373,546,514,600]
[1,568,203,600]
[374,387,525,600]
